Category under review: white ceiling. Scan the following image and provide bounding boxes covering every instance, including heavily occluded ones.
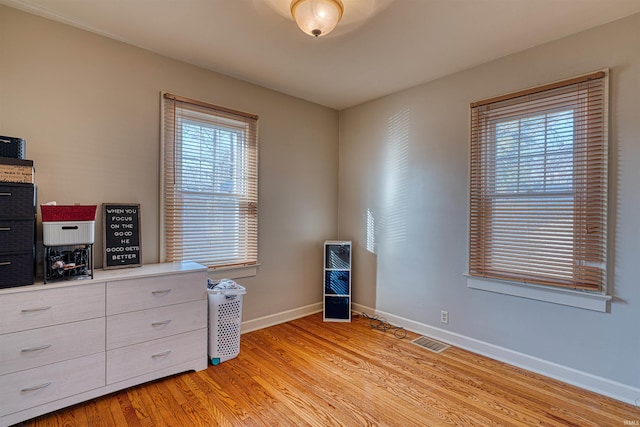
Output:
[3,0,640,110]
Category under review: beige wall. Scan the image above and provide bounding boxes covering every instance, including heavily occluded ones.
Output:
[339,12,640,394]
[0,5,339,320]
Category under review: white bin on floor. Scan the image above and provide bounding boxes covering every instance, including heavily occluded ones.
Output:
[207,279,246,365]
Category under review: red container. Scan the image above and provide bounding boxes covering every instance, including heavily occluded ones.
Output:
[41,205,97,222]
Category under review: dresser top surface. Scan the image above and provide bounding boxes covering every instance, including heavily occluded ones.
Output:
[0,261,207,296]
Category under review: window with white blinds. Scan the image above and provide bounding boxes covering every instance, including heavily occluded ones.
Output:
[161,93,258,269]
[469,71,608,291]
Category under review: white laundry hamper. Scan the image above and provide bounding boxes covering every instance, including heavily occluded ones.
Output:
[207,279,246,365]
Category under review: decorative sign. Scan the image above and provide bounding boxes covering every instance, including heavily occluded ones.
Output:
[103,203,141,269]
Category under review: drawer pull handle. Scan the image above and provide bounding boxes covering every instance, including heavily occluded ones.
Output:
[61,226,79,230]
[0,192,11,197]
[151,289,171,296]
[152,320,172,327]
[0,227,10,231]
[0,261,11,266]
[151,350,172,358]
[21,382,52,393]
[21,306,52,313]
[21,344,52,353]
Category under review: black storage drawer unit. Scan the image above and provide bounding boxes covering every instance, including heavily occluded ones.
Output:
[0,182,35,287]
[0,252,34,288]
[0,182,36,219]
[0,220,35,252]
[0,135,26,159]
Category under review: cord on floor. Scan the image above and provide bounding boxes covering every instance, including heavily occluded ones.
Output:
[360,312,407,339]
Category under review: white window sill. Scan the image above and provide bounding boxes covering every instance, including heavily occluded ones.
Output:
[465,275,611,312]
[208,264,259,281]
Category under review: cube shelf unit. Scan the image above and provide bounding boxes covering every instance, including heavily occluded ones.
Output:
[323,240,351,322]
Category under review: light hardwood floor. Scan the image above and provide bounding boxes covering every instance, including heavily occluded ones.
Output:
[21,313,640,426]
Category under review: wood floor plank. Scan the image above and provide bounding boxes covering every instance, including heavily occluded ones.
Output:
[243,341,396,426]
[177,373,235,427]
[240,339,398,426]
[115,391,142,427]
[248,323,489,426]
[16,313,640,426]
[125,385,158,427]
[198,361,271,426]
[291,319,540,426]
[158,374,227,427]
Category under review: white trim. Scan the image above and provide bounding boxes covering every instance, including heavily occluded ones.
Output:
[360,305,639,406]
[351,302,373,315]
[208,264,259,280]
[466,275,611,312]
[158,91,168,262]
[241,302,322,334]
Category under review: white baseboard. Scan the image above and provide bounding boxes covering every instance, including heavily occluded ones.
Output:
[354,304,639,407]
[351,302,373,316]
[241,302,322,334]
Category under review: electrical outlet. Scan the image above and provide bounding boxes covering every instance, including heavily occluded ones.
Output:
[440,310,449,324]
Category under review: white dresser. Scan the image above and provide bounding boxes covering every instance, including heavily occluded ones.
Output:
[0,262,208,426]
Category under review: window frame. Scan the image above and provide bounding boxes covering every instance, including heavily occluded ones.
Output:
[160,92,258,272]
[468,71,608,297]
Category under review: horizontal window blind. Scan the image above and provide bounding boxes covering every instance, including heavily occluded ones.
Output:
[469,71,607,291]
[161,93,258,268]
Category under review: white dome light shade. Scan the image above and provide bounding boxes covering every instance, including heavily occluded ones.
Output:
[291,0,344,37]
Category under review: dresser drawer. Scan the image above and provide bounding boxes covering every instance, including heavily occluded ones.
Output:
[0,318,105,375]
[0,352,105,417]
[0,282,105,334]
[106,271,206,315]
[107,300,206,350]
[0,183,35,220]
[106,328,206,384]
[0,219,34,253]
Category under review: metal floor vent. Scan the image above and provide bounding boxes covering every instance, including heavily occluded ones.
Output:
[411,336,450,354]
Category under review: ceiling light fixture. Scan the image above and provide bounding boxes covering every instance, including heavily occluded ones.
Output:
[290,0,344,37]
